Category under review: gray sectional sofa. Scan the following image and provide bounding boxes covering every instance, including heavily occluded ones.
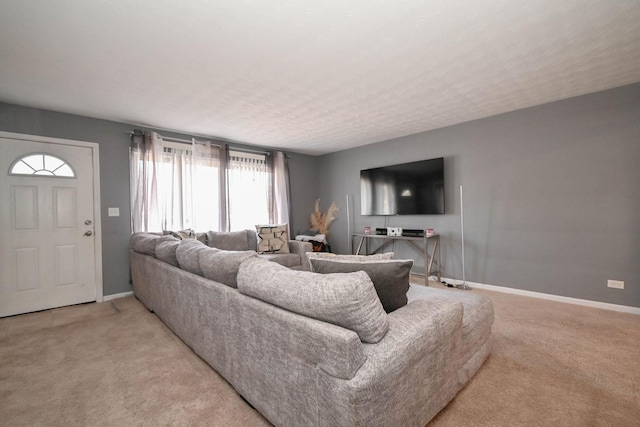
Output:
[129,233,494,427]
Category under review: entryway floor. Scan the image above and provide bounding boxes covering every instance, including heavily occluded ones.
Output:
[0,300,119,339]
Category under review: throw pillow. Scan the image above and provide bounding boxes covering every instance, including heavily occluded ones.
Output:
[237,257,389,343]
[175,239,208,276]
[155,235,181,267]
[199,247,257,288]
[255,224,290,254]
[306,252,395,271]
[309,258,413,313]
[206,230,250,251]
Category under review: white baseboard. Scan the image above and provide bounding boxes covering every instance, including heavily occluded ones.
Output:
[435,277,640,315]
[103,291,134,302]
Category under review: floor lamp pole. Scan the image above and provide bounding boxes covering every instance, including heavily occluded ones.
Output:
[346,194,352,254]
[457,184,472,290]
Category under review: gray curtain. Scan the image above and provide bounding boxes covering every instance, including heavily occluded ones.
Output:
[270,151,291,234]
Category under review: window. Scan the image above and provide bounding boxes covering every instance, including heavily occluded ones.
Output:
[155,142,222,231]
[130,133,223,232]
[227,150,270,231]
[130,131,289,234]
[10,154,75,177]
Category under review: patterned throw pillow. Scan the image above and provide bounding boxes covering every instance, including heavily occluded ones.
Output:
[255,224,290,254]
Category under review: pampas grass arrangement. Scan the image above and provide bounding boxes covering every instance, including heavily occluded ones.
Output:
[310,199,339,235]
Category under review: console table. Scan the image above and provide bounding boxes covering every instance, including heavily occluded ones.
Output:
[351,233,441,284]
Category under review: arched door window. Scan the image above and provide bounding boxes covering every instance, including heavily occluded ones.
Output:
[9,154,76,178]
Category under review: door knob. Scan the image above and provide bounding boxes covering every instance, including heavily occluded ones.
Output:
[84,231,93,236]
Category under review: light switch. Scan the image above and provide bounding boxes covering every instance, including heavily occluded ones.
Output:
[108,207,120,217]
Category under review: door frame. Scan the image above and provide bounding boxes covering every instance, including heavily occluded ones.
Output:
[0,131,104,302]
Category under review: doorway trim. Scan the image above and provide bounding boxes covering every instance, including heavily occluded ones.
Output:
[0,131,103,302]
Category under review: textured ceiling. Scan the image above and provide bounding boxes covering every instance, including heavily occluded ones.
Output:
[0,0,639,155]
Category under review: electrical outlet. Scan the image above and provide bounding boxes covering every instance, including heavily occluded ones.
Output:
[607,280,624,289]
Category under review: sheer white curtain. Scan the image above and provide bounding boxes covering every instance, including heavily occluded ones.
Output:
[130,131,162,232]
[130,131,223,232]
[227,150,270,231]
[271,151,290,234]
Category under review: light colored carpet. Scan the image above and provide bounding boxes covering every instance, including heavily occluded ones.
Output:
[429,287,640,426]
[1,288,638,426]
[0,297,269,427]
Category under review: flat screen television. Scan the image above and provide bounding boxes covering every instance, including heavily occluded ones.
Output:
[360,157,444,215]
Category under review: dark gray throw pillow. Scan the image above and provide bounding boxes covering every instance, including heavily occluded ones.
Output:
[309,258,413,313]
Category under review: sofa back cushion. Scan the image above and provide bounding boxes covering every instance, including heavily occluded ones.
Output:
[130,233,162,256]
[310,258,412,313]
[198,247,257,288]
[155,235,181,266]
[237,257,389,343]
[176,239,208,276]
[163,228,196,240]
[206,230,250,251]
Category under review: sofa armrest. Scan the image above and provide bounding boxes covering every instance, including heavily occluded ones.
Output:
[317,299,464,426]
[288,240,313,270]
[363,298,463,364]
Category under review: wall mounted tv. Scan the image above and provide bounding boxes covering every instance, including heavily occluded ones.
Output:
[360,157,445,215]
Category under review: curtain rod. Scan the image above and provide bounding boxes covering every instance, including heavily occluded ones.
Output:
[230,147,271,156]
[126,131,271,155]
[126,131,222,148]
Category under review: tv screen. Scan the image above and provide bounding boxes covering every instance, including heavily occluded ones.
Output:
[360,157,444,215]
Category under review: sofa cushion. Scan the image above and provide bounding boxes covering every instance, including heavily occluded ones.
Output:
[310,258,412,313]
[306,252,395,271]
[199,247,258,288]
[237,257,389,343]
[259,253,301,268]
[155,235,181,266]
[176,239,208,276]
[130,233,162,256]
[206,230,250,251]
[255,224,290,254]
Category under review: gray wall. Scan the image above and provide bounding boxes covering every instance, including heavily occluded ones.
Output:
[316,83,640,308]
[287,152,319,236]
[0,102,318,296]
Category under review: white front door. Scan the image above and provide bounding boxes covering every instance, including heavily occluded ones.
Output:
[0,136,98,317]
